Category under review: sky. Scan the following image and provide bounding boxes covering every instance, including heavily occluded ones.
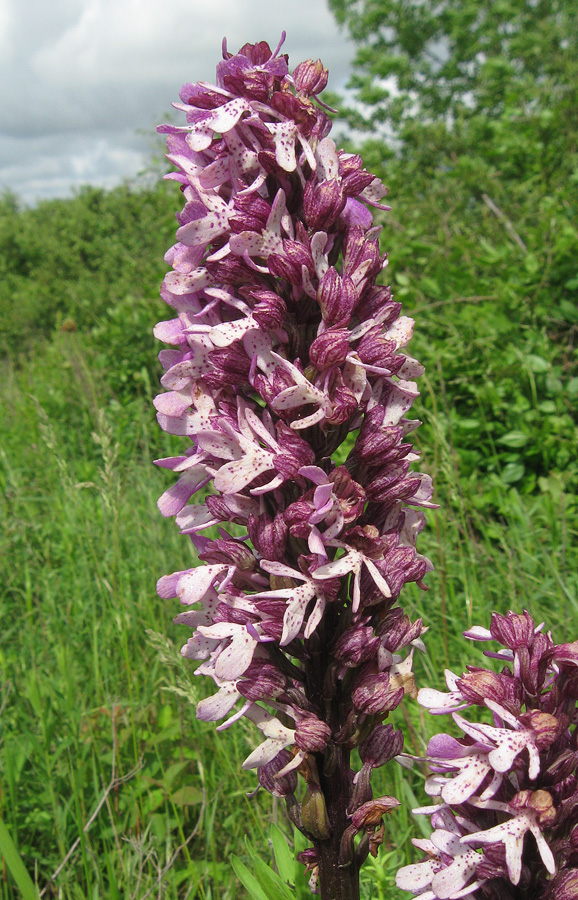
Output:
[0,0,356,206]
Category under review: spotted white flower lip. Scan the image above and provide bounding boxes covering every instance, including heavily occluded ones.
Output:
[462,796,556,885]
[312,542,392,612]
[396,828,486,899]
[417,669,472,714]
[241,706,297,769]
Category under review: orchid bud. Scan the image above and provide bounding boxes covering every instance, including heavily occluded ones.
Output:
[303,178,346,231]
[352,672,404,715]
[457,669,508,704]
[269,239,315,285]
[510,788,557,825]
[258,750,297,797]
[400,615,578,899]
[309,329,350,370]
[247,511,288,560]
[546,871,578,900]
[295,715,332,753]
[317,269,357,326]
[490,609,536,649]
[237,662,287,701]
[553,642,578,666]
[334,626,380,667]
[359,724,404,768]
[351,796,400,829]
[293,59,329,95]
[244,289,287,329]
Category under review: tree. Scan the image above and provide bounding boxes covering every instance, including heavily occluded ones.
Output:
[329,0,578,153]
[327,0,578,505]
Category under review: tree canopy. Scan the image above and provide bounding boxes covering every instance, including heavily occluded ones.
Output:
[327,0,578,505]
[330,0,577,178]
[329,0,578,123]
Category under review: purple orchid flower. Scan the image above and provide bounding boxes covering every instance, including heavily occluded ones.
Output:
[397,612,578,900]
[155,34,434,899]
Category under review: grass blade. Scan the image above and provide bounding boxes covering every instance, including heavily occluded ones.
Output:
[270,823,296,885]
[231,855,271,900]
[401,780,431,840]
[0,817,39,900]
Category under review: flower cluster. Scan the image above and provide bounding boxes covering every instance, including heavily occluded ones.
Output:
[397,611,578,900]
[155,34,433,894]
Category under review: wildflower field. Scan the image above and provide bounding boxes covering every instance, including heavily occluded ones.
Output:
[2,2,578,898]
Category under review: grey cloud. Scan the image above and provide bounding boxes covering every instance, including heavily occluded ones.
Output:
[2,0,354,204]
[0,131,149,205]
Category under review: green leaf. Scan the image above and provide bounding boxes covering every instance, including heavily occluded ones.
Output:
[0,817,39,900]
[232,848,296,900]
[231,856,270,900]
[560,299,578,323]
[546,375,563,395]
[501,462,526,484]
[162,759,190,789]
[270,824,296,885]
[253,859,296,900]
[525,355,549,374]
[523,254,540,276]
[157,704,173,729]
[498,431,529,448]
[243,837,296,900]
[170,786,203,806]
[455,418,481,431]
[538,401,557,414]
[419,276,441,297]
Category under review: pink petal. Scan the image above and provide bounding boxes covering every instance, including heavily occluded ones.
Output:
[315,138,339,180]
[153,389,192,417]
[385,315,414,348]
[181,633,217,660]
[214,630,257,680]
[281,583,317,645]
[196,686,240,721]
[156,569,190,599]
[214,450,274,493]
[313,551,359,580]
[154,318,187,344]
[298,465,329,485]
[441,756,492,805]
[364,558,392,599]
[177,565,228,605]
[176,504,217,533]
[396,859,439,892]
[303,594,326,639]
[157,468,207,517]
[268,121,297,171]
[177,209,230,247]
[243,738,286,770]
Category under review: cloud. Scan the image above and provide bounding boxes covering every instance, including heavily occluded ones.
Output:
[0,2,15,64]
[1,0,354,203]
[0,131,149,206]
[33,0,240,86]
[33,0,351,88]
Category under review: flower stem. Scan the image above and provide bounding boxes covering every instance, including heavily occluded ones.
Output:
[315,743,360,900]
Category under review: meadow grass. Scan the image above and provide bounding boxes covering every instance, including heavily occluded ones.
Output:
[1,334,576,899]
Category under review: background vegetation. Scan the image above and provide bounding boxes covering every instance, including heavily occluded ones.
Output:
[1,0,577,896]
